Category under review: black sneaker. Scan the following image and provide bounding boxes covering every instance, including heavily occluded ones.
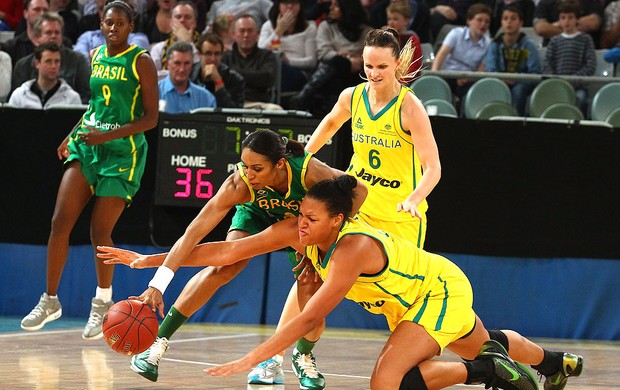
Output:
[543,353,583,390]
[476,340,538,390]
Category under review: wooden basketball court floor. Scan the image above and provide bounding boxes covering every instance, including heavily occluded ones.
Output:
[1,318,618,389]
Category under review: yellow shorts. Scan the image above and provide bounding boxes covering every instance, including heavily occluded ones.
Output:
[356,212,426,248]
[398,255,476,352]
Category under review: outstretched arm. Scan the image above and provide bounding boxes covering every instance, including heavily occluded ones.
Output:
[204,236,368,377]
[98,217,302,268]
[99,171,253,315]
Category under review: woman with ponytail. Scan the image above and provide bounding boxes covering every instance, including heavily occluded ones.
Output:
[110,129,366,388]
[306,27,440,249]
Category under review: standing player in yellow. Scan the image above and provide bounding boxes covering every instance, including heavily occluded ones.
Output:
[20,0,159,340]
[305,27,441,248]
[100,176,583,390]
[251,27,441,388]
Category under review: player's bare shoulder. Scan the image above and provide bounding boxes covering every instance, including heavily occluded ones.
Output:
[216,169,252,204]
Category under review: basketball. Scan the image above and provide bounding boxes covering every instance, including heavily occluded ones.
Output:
[102,299,158,355]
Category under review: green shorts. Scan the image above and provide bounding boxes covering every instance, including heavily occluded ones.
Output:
[229,204,299,276]
[66,132,147,204]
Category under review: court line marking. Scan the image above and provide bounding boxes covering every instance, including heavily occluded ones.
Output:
[169,333,260,344]
[0,329,80,338]
[163,357,373,380]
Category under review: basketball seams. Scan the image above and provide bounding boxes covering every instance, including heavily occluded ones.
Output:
[102,299,158,355]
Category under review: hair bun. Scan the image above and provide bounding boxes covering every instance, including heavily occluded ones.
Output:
[335,175,357,196]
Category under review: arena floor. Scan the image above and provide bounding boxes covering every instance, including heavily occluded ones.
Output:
[1,317,617,389]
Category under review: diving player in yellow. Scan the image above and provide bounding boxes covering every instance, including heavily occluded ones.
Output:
[115,129,366,387]
[20,0,159,340]
[99,175,583,390]
[306,27,441,247]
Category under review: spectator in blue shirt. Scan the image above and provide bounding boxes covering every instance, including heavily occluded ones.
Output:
[485,5,541,115]
[73,29,150,60]
[432,3,492,100]
[158,41,217,113]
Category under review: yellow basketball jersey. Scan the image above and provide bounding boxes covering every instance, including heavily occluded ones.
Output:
[349,83,428,222]
[305,218,461,331]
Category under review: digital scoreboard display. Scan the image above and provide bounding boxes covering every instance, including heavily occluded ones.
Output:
[154,110,337,208]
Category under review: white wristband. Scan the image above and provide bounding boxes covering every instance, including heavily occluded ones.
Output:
[148,266,175,295]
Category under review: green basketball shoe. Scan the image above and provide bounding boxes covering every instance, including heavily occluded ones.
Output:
[476,340,538,390]
[543,353,583,390]
[292,348,325,390]
[130,337,169,382]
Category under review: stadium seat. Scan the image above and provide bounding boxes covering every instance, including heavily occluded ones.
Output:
[540,103,584,120]
[411,75,452,104]
[475,101,518,120]
[590,82,620,121]
[605,107,620,128]
[528,78,575,117]
[594,50,615,77]
[521,27,543,48]
[462,77,511,119]
[421,43,434,67]
[423,98,457,117]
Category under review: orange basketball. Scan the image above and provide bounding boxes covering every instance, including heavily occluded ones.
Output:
[102,299,158,355]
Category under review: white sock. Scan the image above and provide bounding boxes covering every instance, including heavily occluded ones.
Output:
[48,294,58,300]
[95,286,112,302]
[273,354,284,364]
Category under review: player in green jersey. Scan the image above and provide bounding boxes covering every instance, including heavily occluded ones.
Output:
[20,0,159,340]
[120,129,367,388]
[100,176,583,390]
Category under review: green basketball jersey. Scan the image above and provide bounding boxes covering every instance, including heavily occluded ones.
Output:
[349,83,427,222]
[236,151,313,221]
[79,44,147,149]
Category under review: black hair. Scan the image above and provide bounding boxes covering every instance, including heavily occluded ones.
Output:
[24,0,45,10]
[557,0,582,17]
[502,4,524,21]
[268,0,308,35]
[34,40,60,61]
[306,176,357,218]
[241,129,305,164]
[103,0,136,22]
[197,32,224,52]
[330,0,368,43]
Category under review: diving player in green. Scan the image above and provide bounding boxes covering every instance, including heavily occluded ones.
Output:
[20,0,159,339]
[100,175,583,390]
[123,129,367,386]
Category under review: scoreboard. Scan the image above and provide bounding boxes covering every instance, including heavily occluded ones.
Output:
[154,110,339,208]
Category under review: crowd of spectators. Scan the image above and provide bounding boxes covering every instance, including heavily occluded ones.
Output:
[0,0,618,115]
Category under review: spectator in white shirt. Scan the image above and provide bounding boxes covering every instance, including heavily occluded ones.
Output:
[0,50,11,102]
[9,41,81,108]
[258,0,317,93]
